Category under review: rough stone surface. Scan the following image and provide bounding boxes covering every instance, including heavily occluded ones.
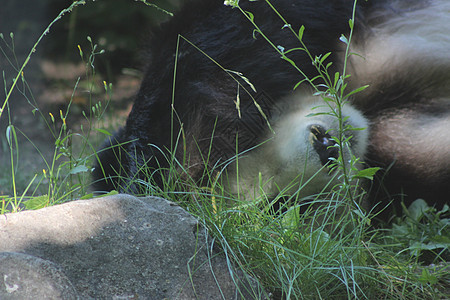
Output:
[0,194,265,299]
[0,252,79,299]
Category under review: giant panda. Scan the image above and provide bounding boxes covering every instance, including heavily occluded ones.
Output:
[92,0,450,214]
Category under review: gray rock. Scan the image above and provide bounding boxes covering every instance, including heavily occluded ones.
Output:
[0,252,79,299]
[0,194,266,299]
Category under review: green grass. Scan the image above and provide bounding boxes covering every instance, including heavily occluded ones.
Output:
[1,0,448,299]
[115,141,449,298]
[0,1,112,210]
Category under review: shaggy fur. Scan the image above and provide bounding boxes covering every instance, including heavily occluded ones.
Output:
[92,0,449,212]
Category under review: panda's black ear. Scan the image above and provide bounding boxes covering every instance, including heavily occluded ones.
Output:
[91,128,128,193]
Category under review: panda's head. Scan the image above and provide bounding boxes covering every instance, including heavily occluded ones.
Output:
[275,99,368,170]
[232,95,369,199]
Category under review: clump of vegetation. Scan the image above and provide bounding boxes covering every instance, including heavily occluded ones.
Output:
[1,1,94,211]
[1,0,448,299]
[389,199,449,263]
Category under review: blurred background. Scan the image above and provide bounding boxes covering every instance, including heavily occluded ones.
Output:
[0,0,183,198]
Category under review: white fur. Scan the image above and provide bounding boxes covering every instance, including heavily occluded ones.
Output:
[371,100,450,177]
[349,0,450,98]
[228,95,369,200]
[226,0,450,201]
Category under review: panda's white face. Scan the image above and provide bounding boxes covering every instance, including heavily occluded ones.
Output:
[226,95,369,201]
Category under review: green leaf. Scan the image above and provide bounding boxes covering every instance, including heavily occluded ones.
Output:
[95,128,113,136]
[23,195,50,210]
[281,56,297,68]
[282,206,300,228]
[69,165,89,175]
[419,268,438,285]
[356,167,380,180]
[408,199,429,221]
[98,190,119,197]
[252,29,260,39]
[353,209,370,225]
[392,223,409,236]
[345,85,369,98]
[245,11,254,21]
[283,47,305,55]
[319,52,331,64]
[6,125,14,146]
[298,25,305,41]
[293,78,307,90]
[80,193,94,200]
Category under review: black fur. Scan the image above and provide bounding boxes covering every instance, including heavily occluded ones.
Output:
[92,0,449,212]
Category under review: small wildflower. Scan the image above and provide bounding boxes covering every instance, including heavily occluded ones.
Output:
[60,110,66,127]
[49,112,55,123]
[224,0,238,7]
